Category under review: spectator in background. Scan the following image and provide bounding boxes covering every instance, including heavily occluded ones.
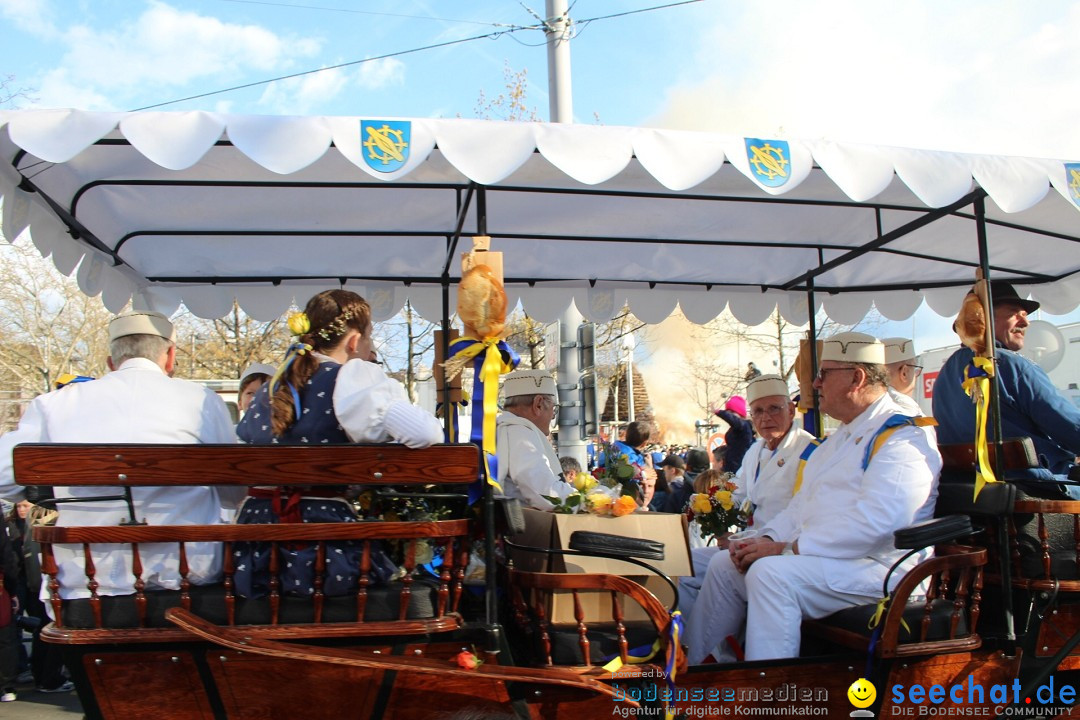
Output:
[882,338,922,416]
[238,362,275,415]
[559,456,581,479]
[1,509,18,702]
[662,447,711,515]
[714,396,755,474]
[711,445,727,471]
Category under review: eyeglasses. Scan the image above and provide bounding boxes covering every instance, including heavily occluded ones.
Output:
[544,399,560,413]
[749,404,788,420]
[904,364,923,376]
[814,366,857,382]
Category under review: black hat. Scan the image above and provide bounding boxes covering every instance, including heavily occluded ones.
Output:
[988,281,1040,313]
[685,447,711,472]
[658,454,686,470]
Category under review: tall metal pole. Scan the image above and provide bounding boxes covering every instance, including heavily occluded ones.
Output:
[546,0,573,124]
[546,0,586,467]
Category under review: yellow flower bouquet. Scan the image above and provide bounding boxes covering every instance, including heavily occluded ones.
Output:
[544,444,644,516]
[687,472,747,541]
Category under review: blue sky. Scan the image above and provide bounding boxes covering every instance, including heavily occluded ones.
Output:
[3,0,1080,347]
[4,0,1080,158]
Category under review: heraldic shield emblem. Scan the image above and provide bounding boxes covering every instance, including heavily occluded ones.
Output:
[744,138,791,188]
[1067,163,1080,208]
[361,120,411,173]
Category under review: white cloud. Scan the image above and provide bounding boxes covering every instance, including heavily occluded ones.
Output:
[258,67,348,115]
[356,57,405,91]
[29,1,324,109]
[649,1,1080,159]
[35,67,112,111]
[0,0,58,37]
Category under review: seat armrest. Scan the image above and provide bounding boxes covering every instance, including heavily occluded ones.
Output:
[894,515,973,550]
[568,531,665,561]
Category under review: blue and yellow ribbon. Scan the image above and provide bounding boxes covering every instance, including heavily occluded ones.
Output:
[601,611,684,720]
[961,356,997,499]
[447,336,519,494]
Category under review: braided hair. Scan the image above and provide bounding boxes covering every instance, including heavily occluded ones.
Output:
[270,289,372,436]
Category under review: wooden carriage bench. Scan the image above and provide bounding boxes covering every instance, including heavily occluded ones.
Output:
[936,437,1080,672]
[15,442,481,642]
[15,442,636,719]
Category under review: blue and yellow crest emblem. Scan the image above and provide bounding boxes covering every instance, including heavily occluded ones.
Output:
[1067,163,1080,208]
[745,138,790,188]
[361,120,410,173]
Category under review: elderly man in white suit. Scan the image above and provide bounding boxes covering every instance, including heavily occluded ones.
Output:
[0,311,241,603]
[495,369,574,510]
[686,332,940,664]
[678,374,815,618]
[883,337,923,416]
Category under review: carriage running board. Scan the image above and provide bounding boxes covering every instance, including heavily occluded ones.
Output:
[164,608,632,703]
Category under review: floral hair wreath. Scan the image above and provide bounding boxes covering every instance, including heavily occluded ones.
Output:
[287,310,356,342]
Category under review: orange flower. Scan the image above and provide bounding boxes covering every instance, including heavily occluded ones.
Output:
[613,495,638,517]
[453,650,482,670]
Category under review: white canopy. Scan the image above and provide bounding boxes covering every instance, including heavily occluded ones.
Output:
[2,109,1079,325]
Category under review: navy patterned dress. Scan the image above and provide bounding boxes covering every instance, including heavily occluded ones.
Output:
[234,361,395,598]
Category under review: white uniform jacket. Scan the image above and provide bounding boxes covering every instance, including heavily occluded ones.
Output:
[731,424,816,529]
[495,412,573,510]
[888,387,923,417]
[757,393,940,598]
[0,358,240,600]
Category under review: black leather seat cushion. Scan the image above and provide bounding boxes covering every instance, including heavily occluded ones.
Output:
[816,598,968,643]
[542,621,661,666]
[60,577,441,629]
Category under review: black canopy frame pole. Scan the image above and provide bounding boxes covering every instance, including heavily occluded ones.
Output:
[973,194,1015,651]
[974,196,1006,481]
[780,188,990,291]
[472,184,503,653]
[806,273,823,438]
[439,183,477,434]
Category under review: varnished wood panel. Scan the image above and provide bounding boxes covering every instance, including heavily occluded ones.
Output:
[34,518,469,543]
[84,650,215,720]
[880,650,1021,713]
[382,641,518,716]
[208,648,387,719]
[14,442,479,486]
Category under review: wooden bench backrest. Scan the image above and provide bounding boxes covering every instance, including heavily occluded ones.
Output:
[13,443,480,487]
[938,437,1039,474]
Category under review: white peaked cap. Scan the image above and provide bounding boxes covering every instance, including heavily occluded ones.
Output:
[883,337,917,365]
[240,362,277,384]
[820,332,885,365]
[746,374,791,404]
[502,369,557,398]
[108,311,175,342]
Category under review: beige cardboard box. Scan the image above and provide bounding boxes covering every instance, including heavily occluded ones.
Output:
[510,508,692,624]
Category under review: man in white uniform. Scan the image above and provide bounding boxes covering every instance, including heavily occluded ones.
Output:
[495,369,573,510]
[678,374,815,617]
[883,337,923,416]
[0,311,241,601]
[686,332,940,664]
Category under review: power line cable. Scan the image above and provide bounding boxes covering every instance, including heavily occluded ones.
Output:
[129,26,538,111]
[130,0,703,112]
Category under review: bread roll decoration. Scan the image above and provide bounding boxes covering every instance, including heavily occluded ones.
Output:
[458,264,507,339]
[955,290,988,355]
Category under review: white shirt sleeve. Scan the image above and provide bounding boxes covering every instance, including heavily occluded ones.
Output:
[0,396,48,503]
[333,359,443,448]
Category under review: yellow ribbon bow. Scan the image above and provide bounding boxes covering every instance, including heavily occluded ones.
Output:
[447,336,516,491]
[868,595,910,635]
[961,356,997,499]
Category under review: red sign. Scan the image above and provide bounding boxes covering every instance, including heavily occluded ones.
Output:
[923,371,939,398]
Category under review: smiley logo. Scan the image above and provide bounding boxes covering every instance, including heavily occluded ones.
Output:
[847,678,876,708]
